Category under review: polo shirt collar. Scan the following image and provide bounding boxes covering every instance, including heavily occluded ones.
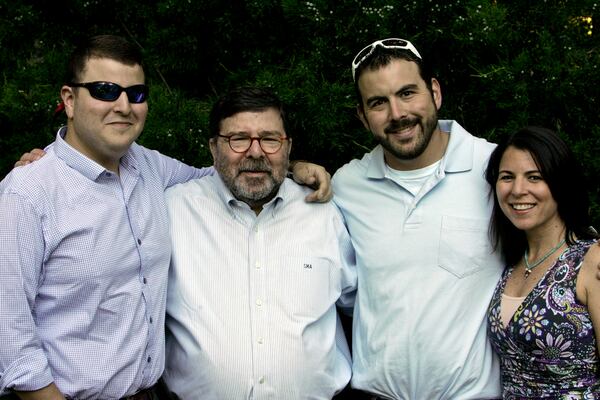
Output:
[366,119,475,178]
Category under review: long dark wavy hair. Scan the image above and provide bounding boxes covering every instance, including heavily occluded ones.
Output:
[485,126,598,266]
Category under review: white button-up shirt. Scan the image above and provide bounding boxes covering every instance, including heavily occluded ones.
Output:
[163,175,357,400]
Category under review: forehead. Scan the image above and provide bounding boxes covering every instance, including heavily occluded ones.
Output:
[499,146,538,170]
[220,108,285,135]
[80,57,145,84]
[357,59,425,97]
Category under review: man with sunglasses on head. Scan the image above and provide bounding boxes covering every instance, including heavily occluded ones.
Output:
[332,38,503,399]
[0,35,329,400]
[161,86,356,399]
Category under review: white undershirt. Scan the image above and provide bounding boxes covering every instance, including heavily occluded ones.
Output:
[385,160,441,196]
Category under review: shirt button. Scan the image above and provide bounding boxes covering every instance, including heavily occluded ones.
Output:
[255,262,261,269]
[254,227,259,233]
[258,337,264,344]
[143,277,147,284]
[147,356,151,363]
[149,317,153,324]
[137,239,142,245]
[258,377,265,384]
[256,299,262,307]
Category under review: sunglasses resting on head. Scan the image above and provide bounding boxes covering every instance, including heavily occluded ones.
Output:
[351,38,422,81]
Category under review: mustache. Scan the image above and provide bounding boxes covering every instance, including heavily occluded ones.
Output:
[238,158,272,173]
[384,117,419,134]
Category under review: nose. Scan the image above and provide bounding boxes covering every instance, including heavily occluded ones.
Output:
[112,91,132,114]
[511,176,528,195]
[246,137,266,158]
[389,98,406,120]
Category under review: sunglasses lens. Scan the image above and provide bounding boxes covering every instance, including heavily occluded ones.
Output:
[83,82,148,103]
[381,38,408,47]
[89,82,121,101]
[125,85,149,103]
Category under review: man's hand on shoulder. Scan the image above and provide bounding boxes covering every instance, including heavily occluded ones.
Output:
[289,160,332,203]
[14,148,46,168]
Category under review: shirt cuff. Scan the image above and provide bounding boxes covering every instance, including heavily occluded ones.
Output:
[0,348,55,393]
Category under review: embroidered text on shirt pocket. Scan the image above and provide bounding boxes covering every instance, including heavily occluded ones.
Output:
[438,215,492,278]
[273,257,332,320]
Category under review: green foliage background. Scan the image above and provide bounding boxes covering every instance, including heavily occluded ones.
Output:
[1,0,599,225]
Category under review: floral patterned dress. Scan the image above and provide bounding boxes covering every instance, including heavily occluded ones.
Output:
[487,240,600,399]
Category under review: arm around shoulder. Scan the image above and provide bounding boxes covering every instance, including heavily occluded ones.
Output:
[289,160,332,203]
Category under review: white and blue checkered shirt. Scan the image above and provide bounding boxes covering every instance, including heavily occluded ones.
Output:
[0,127,211,399]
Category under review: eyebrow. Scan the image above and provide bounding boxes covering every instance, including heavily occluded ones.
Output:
[365,83,420,106]
[498,169,541,174]
[224,130,284,137]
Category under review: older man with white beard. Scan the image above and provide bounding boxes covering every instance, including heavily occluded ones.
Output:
[162,87,357,400]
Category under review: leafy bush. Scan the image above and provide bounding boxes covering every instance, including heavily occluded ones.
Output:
[1,0,598,225]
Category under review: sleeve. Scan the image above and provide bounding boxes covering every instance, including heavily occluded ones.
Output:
[332,206,357,315]
[0,192,55,393]
[140,146,215,189]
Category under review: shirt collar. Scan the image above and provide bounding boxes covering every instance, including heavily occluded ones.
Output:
[53,126,140,181]
[366,119,475,179]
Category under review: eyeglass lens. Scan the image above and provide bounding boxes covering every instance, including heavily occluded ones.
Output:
[226,135,285,154]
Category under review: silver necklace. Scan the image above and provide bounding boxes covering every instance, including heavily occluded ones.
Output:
[524,239,566,278]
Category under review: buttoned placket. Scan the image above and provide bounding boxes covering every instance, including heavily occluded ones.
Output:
[249,212,270,395]
[109,165,157,384]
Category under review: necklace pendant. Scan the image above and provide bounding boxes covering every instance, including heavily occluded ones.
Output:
[524,269,531,279]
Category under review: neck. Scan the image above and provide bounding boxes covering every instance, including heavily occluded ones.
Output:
[386,129,449,171]
[525,226,567,259]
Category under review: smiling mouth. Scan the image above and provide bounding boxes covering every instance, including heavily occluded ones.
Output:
[107,121,132,130]
[511,203,535,210]
[385,120,418,136]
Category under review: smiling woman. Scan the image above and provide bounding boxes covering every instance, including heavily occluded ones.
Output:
[484,126,600,398]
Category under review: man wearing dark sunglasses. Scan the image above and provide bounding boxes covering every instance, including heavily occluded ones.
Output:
[0,35,330,400]
[332,38,503,399]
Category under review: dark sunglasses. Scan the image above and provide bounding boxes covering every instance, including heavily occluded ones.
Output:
[69,81,149,103]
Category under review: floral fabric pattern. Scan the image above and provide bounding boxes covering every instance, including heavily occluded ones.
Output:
[487,240,600,399]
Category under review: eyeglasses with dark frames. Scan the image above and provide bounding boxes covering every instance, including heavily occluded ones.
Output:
[69,81,149,103]
[217,134,288,154]
[351,38,422,81]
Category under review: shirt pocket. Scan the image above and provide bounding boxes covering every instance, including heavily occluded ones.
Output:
[438,215,491,278]
[272,256,332,320]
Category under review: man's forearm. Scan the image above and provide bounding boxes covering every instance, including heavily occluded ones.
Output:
[16,383,65,400]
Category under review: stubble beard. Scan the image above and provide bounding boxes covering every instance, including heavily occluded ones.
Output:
[378,108,438,161]
[216,156,287,209]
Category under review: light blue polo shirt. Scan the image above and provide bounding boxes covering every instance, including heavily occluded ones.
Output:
[333,120,503,399]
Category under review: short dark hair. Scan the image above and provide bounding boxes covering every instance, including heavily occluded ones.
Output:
[353,45,434,109]
[209,86,288,137]
[67,35,144,83]
[485,126,598,266]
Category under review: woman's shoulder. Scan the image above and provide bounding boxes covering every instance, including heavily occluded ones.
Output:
[575,239,600,305]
